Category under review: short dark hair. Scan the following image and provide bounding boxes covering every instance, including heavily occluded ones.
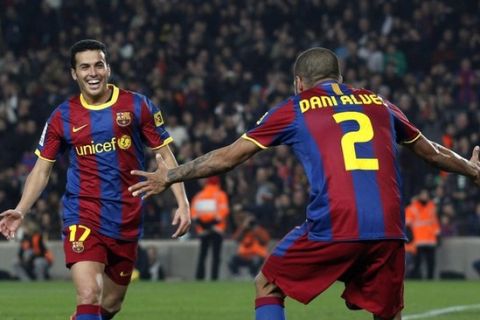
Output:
[293,47,341,86]
[70,39,109,69]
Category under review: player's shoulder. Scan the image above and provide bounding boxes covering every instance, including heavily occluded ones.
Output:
[270,96,296,112]
[350,85,398,108]
[348,85,376,96]
[49,95,79,116]
[119,87,149,101]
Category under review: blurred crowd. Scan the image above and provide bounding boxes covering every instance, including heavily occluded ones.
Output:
[1,0,480,240]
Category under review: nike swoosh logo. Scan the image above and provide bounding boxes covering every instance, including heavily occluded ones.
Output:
[120,271,131,277]
[72,124,88,133]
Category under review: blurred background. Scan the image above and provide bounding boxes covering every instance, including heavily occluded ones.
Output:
[0,0,479,280]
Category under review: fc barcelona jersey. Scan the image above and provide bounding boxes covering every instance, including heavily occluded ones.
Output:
[36,84,173,240]
[243,81,420,242]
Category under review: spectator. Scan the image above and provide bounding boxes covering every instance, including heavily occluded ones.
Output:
[228,213,270,278]
[135,245,165,281]
[13,219,53,281]
[406,189,441,279]
[191,176,230,281]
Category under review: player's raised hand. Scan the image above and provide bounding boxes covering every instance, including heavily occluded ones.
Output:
[469,146,480,186]
[0,209,24,240]
[129,153,171,199]
[171,206,191,239]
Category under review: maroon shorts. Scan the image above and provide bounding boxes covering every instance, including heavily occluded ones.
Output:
[262,225,405,319]
[63,224,138,286]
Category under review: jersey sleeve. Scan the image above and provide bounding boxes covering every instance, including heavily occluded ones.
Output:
[34,110,64,162]
[242,99,297,148]
[139,97,173,149]
[386,101,421,144]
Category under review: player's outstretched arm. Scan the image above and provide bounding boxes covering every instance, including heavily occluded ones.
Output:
[0,158,54,239]
[129,137,261,197]
[407,134,480,185]
[154,145,191,239]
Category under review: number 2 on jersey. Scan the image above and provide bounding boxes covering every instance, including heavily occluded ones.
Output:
[332,111,379,171]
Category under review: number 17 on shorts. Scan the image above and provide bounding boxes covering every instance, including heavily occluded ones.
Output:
[68,224,91,253]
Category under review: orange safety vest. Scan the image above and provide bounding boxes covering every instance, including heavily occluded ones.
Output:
[237,227,270,259]
[405,200,440,246]
[191,184,229,234]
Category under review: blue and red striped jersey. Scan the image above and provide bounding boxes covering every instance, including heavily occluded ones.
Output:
[35,84,173,240]
[243,81,420,242]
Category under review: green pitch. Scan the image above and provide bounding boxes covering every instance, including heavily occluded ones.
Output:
[0,280,479,319]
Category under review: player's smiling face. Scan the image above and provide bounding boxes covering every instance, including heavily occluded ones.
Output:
[71,50,111,104]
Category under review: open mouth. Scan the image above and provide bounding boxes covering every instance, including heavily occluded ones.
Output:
[86,79,102,90]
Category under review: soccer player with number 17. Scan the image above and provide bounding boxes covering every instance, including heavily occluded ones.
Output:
[0,39,191,320]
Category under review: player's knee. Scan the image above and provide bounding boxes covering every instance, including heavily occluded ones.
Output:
[254,272,266,291]
[76,285,102,305]
[254,272,283,298]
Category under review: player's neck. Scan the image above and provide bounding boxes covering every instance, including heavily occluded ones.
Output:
[314,78,340,86]
[82,87,113,106]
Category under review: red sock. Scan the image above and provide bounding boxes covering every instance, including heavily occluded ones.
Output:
[75,304,101,320]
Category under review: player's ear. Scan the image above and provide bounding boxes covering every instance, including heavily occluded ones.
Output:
[106,64,111,79]
[71,68,77,81]
[294,76,301,94]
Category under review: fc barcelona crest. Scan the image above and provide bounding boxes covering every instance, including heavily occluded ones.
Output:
[116,112,132,127]
[72,241,85,253]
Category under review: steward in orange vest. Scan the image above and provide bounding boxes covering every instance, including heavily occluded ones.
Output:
[191,176,229,280]
[405,189,440,279]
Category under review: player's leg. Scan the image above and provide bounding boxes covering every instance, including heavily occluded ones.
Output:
[254,222,350,320]
[100,237,138,319]
[100,274,129,319]
[342,240,405,320]
[64,225,108,320]
[71,261,105,319]
[254,271,286,320]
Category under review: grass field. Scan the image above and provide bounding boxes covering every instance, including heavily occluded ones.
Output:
[0,280,479,319]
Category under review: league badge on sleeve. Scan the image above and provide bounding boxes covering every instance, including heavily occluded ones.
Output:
[153,111,164,127]
[116,112,132,127]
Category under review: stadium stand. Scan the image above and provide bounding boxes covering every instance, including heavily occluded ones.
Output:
[1,0,479,240]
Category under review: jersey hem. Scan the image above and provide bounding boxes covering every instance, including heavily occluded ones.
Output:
[150,136,174,150]
[402,132,422,144]
[241,133,268,149]
[35,149,56,162]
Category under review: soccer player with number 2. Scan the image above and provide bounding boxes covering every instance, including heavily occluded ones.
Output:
[129,48,480,320]
[0,39,191,320]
